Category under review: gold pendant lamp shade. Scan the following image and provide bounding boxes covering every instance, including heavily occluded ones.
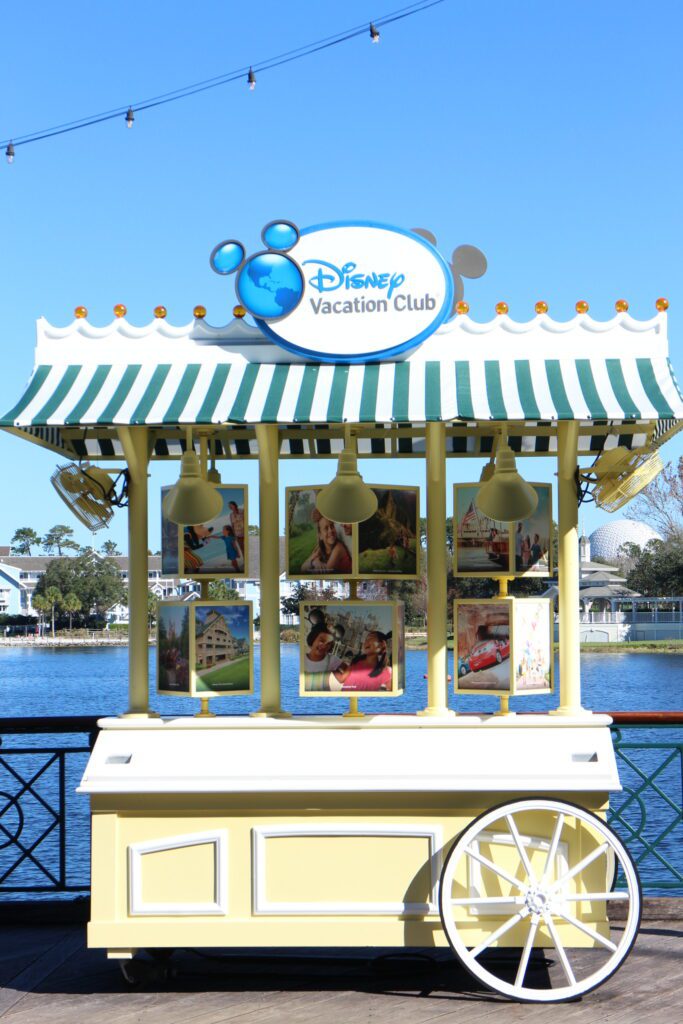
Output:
[162,433,223,525]
[475,443,538,523]
[316,447,378,525]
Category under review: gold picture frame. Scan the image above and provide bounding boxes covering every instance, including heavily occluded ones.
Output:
[355,485,421,580]
[299,600,404,698]
[453,483,552,578]
[178,485,249,579]
[285,487,355,580]
[454,597,553,696]
[157,599,254,698]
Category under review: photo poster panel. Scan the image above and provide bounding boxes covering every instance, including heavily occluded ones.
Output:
[286,487,355,580]
[512,598,553,695]
[299,601,404,697]
[455,599,513,695]
[160,486,179,577]
[453,484,552,578]
[179,485,249,579]
[454,597,553,697]
[157,600,253,698]
[356,486,421,580]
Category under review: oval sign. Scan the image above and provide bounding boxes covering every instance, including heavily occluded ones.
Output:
[254,221,454,362]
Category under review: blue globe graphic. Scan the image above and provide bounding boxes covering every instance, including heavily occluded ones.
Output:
[237,252,304,320]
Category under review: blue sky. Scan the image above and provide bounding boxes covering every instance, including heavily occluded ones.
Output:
[1,1,681,553]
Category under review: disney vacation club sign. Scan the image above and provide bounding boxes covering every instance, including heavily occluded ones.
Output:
[210,220,454,362]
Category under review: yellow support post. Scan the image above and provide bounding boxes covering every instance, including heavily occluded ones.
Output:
[419,421,453,716]
[253,424,287,716]
[118,426,152,717]
[554,419,587,716]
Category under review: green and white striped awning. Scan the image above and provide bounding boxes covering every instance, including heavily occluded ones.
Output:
[2,357,681,459]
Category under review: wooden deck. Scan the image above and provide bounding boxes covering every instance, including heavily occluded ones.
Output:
[0,921,681,1023]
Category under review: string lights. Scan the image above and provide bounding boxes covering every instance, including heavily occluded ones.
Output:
[1,1,445,162]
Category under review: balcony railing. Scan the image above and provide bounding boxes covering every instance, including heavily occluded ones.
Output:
[0,713,681,898]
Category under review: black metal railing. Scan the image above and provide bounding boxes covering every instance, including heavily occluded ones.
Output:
[0,713,682,897]
[0,717,98,894]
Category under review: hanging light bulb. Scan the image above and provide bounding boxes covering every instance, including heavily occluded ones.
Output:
[207,441,222,484]
[369,23,380,43]
[316,444,378,525]
[475,442,538,523]
[247,67,256,90]
[125,107,134,129]
[162,431,223,525]
[5,142,15,164]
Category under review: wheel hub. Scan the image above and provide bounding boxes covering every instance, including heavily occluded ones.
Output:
[525,888,549,915]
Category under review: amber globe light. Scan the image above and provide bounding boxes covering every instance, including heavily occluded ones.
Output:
[615,299,629,313]
[535,301,548,315]
[576,300,590,314]
[113,304,127,318]
[193,305,207,319]
[233,304,247,319]
[74,306,88,319]
[656,297,669,312]
[455,300,469,315]
[154,306,167,319]
[495,301,509,315]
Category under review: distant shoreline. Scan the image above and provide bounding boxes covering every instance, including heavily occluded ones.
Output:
[1,637,682,654]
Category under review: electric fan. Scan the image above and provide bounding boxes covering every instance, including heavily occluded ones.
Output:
[50,463,127,531]
[583,446,663,513]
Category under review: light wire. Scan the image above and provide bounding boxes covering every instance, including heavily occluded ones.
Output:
[1,1,446,151]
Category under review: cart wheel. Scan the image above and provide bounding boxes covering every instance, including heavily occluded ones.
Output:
[438,798,641,1003]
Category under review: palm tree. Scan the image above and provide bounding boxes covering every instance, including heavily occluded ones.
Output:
[62,592,82,633]
[44,586,63,639]
[31,594,49,635]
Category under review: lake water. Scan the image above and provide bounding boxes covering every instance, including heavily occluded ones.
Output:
[0,645,681,718]
[0,647,680,897]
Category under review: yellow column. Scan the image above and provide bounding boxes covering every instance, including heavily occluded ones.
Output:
[554,420,587,715]
[420,421,453,716]
[118,426,152,717]
[253,424,286,716]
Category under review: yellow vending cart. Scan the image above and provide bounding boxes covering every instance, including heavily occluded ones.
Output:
[2,221,680,1002]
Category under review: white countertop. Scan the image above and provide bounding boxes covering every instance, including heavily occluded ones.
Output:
[78,713,620,795]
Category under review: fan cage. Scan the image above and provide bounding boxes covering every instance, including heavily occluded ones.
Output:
[50,463,116,532]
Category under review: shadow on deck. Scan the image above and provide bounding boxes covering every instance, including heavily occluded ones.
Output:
[0,921,681,1022]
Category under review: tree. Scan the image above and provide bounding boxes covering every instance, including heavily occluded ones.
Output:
[100,539,121,556]
[62,592,82,632]
[31,594,49,633]
[42,524,79,556]
[208,580,240,600]
[34,550,125,619]
[624,457,683,541]
[147,590,159,630]
[11,527,41,555]
[281,582,315,619]
[44,586,63,638]
[623,538,683,596]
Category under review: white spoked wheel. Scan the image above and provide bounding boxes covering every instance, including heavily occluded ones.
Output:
[439,798,641,1003]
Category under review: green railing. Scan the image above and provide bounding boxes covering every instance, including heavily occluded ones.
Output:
[0,713,681,898]
[607,712,683,894]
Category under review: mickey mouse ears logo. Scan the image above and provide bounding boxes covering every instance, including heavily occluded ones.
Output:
[210,220,304,321]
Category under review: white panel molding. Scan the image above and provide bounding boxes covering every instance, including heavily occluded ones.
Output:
[128,829,228,916]
[252,823,443,916]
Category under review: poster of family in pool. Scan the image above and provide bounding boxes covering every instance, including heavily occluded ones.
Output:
[300,602,405,697]
[453,483,552,577]
[286,486,419,580]
[454,598,553,696]
[157,600,253,698]
[161,485,248,578]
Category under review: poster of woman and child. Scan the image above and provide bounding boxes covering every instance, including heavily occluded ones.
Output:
[454,483,552,577]
[161,485,248,578]
[300,602,405,696]
[286,486,419,580]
